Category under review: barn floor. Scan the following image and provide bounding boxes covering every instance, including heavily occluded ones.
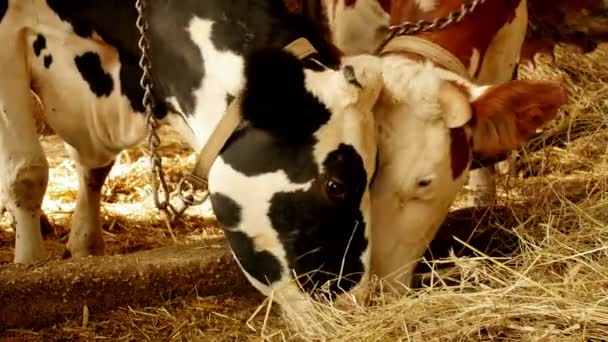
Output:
[0,131,289,341]
[2,44,608,341]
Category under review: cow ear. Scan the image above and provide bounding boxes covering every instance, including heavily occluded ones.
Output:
[241,48,329,141]
[470,80,567,157]
[439,81,473,128]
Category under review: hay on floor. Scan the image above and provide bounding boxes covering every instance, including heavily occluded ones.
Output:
[275,45,608,341]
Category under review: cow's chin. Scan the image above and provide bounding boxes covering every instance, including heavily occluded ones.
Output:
[369,172,466,291]
[235,253,371,326]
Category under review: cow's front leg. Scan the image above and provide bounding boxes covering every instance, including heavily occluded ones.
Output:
[64,146,114,258]
[2,156,49,264]
[0,40,49,264]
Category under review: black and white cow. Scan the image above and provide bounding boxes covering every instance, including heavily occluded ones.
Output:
[0,0,384,311]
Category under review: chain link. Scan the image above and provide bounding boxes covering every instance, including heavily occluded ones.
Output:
[375,0,487,54]
[135,0,208,222]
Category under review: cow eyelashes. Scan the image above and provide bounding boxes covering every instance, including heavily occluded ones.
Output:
[413,175,437,201]
[325,178,346,200]
[417,176,433,188]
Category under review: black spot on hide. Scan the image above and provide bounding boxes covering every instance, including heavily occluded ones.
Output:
[74,52,114,97]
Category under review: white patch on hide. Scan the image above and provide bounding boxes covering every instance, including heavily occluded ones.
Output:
[415,0,437,12]
[185,18,245,150]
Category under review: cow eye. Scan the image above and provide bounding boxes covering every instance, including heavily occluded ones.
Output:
[326,178,346,199]
[417,176,433,188]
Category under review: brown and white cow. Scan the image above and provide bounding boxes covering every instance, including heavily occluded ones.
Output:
[321,0,530,207]
[317,0,608,207]
[306,0,568,290]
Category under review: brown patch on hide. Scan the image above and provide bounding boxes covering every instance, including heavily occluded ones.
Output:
[389,0,524,72]
[450,127,470,180]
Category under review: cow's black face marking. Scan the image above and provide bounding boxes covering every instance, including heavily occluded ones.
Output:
[210,193,283,286]
[220,49,332,183]
[225,230,283,285]
[33,34,46,57]
[216,113,370,298]
[210,192,284,285]
[74,52,113,97]
[0,0,7,23]
[221,129,318,184]
[209,193,241,228]
[267,144,368,297]
[241,49,331,142]
[43,55,53,68]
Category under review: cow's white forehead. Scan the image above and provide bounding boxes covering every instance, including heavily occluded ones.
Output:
[375,55,471,188]
[306,55,383,179]
[380,58,444,119]
[370,55,475,288]
[382,56,473,98]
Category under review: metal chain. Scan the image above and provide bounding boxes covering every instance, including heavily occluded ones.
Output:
[375,0,487,54]
[135,0,173,220]
[135,0,208,222]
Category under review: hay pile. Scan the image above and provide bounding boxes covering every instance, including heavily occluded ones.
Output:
[272,45,608,341]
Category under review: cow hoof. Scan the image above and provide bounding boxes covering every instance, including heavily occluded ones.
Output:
[61,248,71,259]
[14,248,47,265]
[65,237,105,259]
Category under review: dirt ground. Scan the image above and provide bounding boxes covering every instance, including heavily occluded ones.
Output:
[0,126,289,341]
[1,43,608,340]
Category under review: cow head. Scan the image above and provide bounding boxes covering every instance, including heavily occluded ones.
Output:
[208,48,383,311]
[371,56,567,290]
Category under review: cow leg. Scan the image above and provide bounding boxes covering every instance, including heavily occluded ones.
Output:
[3,158,49,265]
[0,33,50,264]
[0,153,49,265]
[466,166,497,206]
[64,146,114,258]
[0,149,49,265]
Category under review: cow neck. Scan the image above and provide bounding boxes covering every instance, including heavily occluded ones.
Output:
[388,0,522,76]
[379,35,471,80]
[190,38,319,181]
